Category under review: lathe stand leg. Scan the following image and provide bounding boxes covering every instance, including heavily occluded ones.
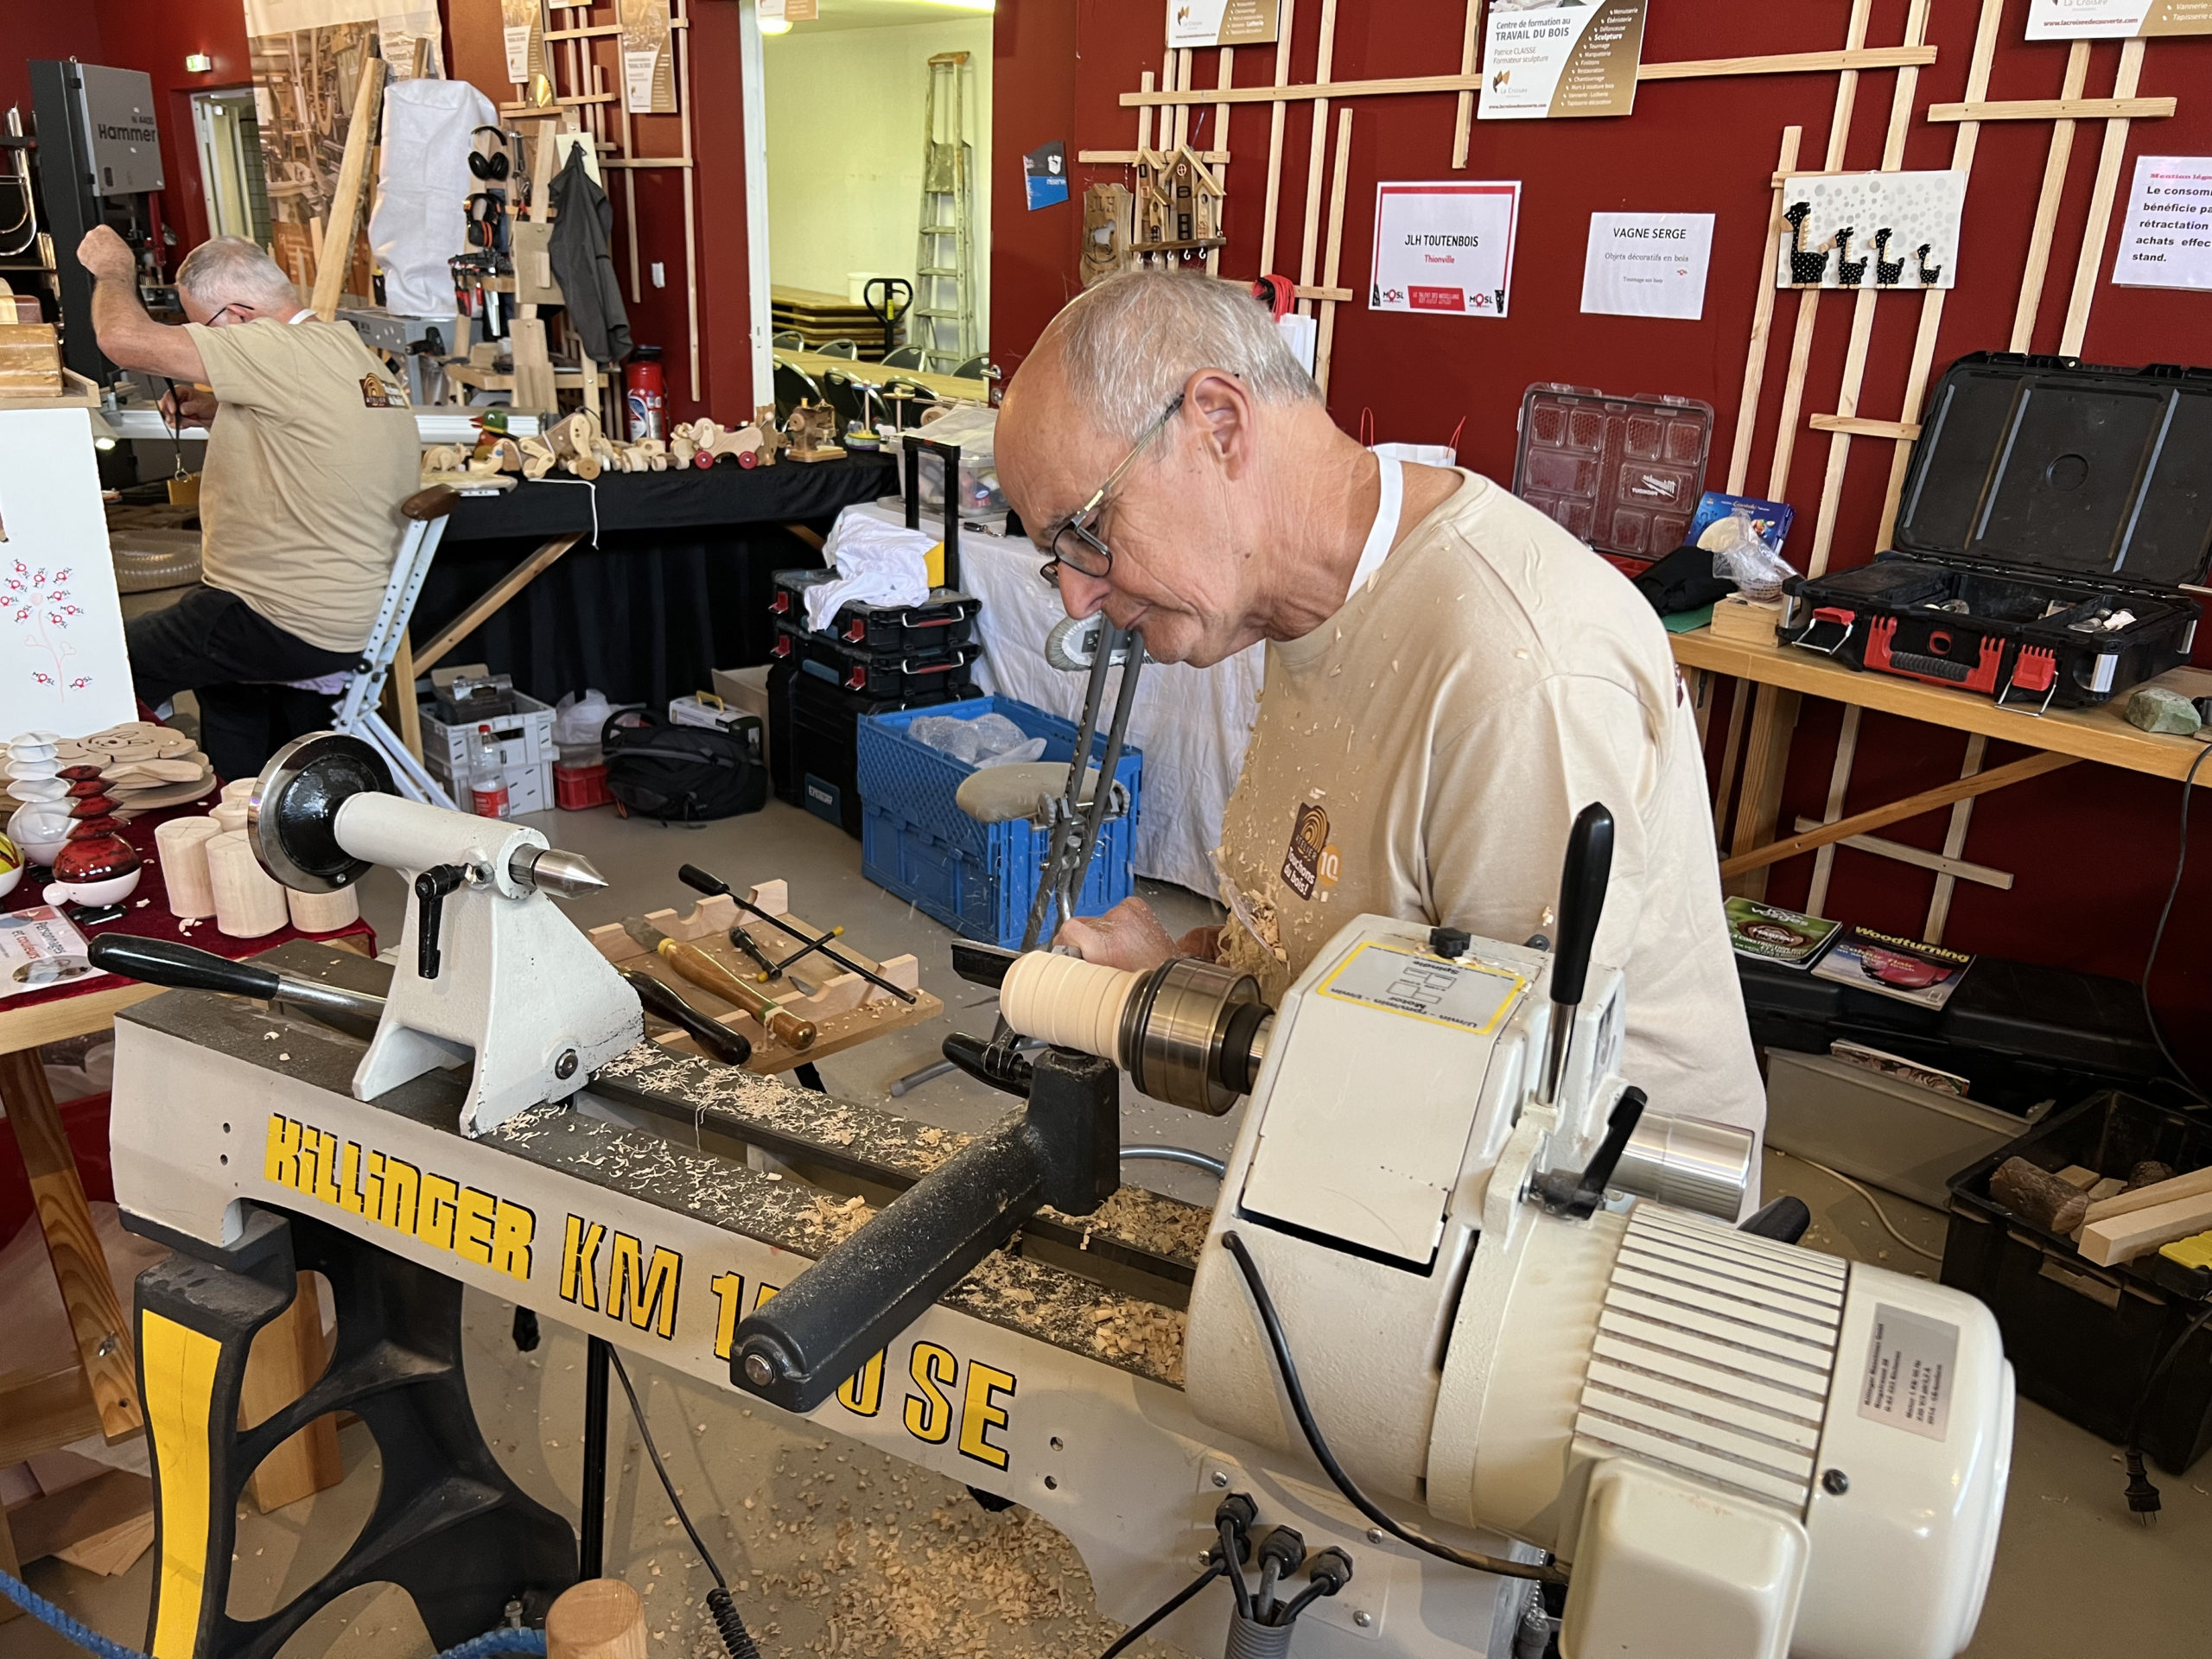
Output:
[134,1206,575,1659]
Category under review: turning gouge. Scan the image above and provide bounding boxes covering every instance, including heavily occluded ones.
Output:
[622,916,817,1051]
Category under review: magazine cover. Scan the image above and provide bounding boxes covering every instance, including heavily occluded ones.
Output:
[1829,1039,1971,1098]
[1725,896,1840,969]
[1810,925,1974,1009]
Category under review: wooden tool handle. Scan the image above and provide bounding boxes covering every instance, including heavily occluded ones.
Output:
[661,939,817,1051]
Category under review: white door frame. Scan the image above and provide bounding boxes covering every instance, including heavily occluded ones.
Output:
[738,0,774,410]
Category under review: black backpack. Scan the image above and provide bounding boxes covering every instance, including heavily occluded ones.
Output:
[601,709,767,823]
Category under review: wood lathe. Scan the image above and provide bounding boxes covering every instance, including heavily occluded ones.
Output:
[96,736,2016,1659]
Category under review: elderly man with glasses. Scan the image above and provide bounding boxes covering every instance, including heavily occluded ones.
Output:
[75,226,419,783]
[995,270,1766,1153]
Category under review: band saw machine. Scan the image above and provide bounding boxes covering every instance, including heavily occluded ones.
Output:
[97,732,2014,1659]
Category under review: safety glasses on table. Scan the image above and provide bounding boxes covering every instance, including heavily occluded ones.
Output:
[1036,391,1185,590]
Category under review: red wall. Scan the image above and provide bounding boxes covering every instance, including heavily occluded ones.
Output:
[993,0,2212,1068]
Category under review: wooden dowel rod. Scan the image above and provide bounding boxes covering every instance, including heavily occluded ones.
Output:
[2060,39,2145,359]
[1727,125,1802,495]
[1452,0,1484,169]
[1259,0,1296,274]
[2011,41,2093,353]
[1928,95,2173,123]
[1719,752,2078,877]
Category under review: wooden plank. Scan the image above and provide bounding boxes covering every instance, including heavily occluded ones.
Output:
[1713,677,1753,825]
[1923,734,1987,944]
[0,1364,102,1469]
[394,632,423,762]
[1809,413,1920,441]
[311,54,389,321]
[1120,48,1937,105]
[1727,126,1803,494]
[1452,0,1484,169]
[5,1467,152,1566]
[1172,48,1192,153]
[1791,816,2014,887]
[1295,0,1342,317]
[0,1497,19,1624]
[1724,689,1801,901]
[1927,95,2173,123]
[1209,47,1236,278]
[0,1051,140,1440]
[1313,107,1353,397]
[1766,292,1821,502]
[1259,0,1297,275]
[2011,41,2094,353]
[0,982,163,1054]
[415,533,585,674]
[1077,149,1231,164]
[2060,39,2147,358]
[2079,1189,2212,1267]
[1805,704,1862,917]
[2082,1165,2212,1230]
[1719,751,2079,878]
[1675,632,2212,785]
[239,1273,343,1512]
[677,0,701,403]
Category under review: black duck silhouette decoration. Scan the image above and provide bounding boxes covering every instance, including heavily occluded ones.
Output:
[1834,226,1869,288]
[1784,202,1830,285]
[1915,242,1943,285]
[1872,228,1904,288]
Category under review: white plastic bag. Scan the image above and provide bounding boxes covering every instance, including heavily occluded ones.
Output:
[553,689,612,761]
[809,510,937,631]
[370,79,497,316]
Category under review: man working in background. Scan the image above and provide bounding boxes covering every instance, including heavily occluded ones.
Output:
[75,227,419,783]
[995,270,1767,1149]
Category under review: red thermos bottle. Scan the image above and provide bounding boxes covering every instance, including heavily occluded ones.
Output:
[625,346,665,441]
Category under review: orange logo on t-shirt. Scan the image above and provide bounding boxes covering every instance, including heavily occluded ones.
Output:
[1281,803,1331,899]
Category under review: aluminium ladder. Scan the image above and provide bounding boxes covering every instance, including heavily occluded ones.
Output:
[912,52,977,374]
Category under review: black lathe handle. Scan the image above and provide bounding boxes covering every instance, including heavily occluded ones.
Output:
[88,936,282,1000]
[620,968,753,1068]
[1550,803,1616,1011]
[730,1049,1121,1414]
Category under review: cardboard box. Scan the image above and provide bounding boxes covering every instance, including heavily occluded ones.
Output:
[712,665,773,771]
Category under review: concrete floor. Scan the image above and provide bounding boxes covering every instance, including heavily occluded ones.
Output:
[16,799,2212,1658]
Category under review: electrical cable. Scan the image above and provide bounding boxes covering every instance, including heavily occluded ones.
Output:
[1770,1149,1943,1262]
[2118,1299,2212,1521]
[1095,1562,1224,1659]
[1220,1231,1568,1586]
[1277,1579,1332,1624]
[2141,741,2212,1104]
[607,1350,763,1659]
[0,1570,546,1659]
[1218,1516,1253,1621]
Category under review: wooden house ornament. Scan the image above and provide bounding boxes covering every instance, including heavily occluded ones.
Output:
[1130,146,1225,256]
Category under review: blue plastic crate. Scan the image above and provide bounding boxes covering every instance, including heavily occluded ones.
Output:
[857,696,1142,948]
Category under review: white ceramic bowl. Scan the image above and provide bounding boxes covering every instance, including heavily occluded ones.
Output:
[0,864,19,901]
[45,868,142,907]
[7,803,75,866]
[8,779,70,804]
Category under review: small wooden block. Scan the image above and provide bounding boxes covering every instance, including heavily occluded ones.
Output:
[1708,594,1785,645]
[2055,1165,2101,1191]
[2078,1191,2212,1266]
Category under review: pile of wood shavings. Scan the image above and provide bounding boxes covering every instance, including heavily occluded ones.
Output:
[1086,1299,1188,1381]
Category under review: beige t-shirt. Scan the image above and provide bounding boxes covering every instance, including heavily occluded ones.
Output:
[1217,469,1767,1139]
[188,317,421,653]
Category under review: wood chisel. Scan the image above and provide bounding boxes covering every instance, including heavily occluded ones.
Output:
[619,967,753,1067]
[622,916,817,1051]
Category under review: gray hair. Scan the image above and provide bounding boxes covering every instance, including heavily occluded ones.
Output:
[1052,270,1320,441]
[175,236,299,310]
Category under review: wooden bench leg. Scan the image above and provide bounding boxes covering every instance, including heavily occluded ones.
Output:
[0,1498,22,1623]
[1725,689,1801,901]
[0,1050,141,1441]
[238,1273,345,1513]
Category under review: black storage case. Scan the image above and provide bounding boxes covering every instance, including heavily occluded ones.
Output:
[1943,1090,2212,1472]
[770,569,982,654]
[772,660,976,837]
[772,620,982,699]
[1781,353,2212,709]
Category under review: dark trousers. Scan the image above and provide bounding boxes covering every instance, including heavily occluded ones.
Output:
[127,586,359,785]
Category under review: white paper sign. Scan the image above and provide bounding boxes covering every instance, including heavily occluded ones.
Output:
[502,23,534,84]
[1370,181,1522,319]
[1580,212,1715,319]
[1167,0,1280,48]
[0,409,138,737]
[2027,0,2212,38]
[1480,0,1647,121]
[2113,155,2212,289]
[623,48,660,113]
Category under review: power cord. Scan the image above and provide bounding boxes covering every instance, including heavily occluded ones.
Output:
[2141,741,2212,1104]
[1093,1498,1350,1657]
[606,1350,763,1659]
[1221,1231,1569,1587]
[1095,1561,1222,1659]
[2119,1299,2212,1523]
[1770,1148,1943,1262]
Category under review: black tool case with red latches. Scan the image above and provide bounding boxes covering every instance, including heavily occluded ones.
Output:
[770,569,982,653]
[1779,352,2212,709]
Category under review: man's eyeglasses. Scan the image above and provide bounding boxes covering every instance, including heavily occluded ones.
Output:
[206,302,251,327]
[1037,392,1185,589]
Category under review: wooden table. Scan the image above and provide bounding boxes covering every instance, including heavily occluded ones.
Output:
[775,349,989,404]
[1677,626,2212,936]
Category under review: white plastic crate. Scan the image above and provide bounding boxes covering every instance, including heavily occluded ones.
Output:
[420,690,556,779]
[426,752,555,817]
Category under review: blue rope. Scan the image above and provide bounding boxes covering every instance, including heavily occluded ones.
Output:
[0,1568,548,1659]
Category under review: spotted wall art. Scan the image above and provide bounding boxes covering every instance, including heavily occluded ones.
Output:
[1777,169,1967,290]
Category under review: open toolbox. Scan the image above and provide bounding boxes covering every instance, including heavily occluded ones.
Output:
[772,619,982,700]
[1510,383,1713,572]
[769,569,982,653]
[1781,353,2212,709]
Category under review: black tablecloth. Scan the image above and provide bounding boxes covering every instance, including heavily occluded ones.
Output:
[416,456,894,709]
[441,454,898,541]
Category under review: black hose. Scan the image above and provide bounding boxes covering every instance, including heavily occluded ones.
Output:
[607,1351,763,1659]
[1220,1231,1568,1587]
